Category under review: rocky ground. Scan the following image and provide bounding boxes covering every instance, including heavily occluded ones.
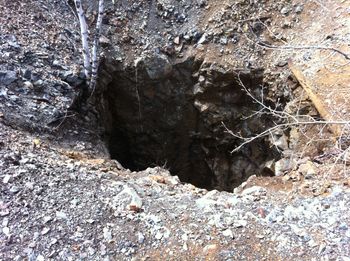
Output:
[1,0,350,260]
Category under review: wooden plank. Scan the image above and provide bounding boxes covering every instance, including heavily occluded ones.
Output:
[288,60,342,137]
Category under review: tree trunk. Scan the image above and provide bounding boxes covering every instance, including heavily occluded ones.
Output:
[74,0,91,80]
[89,0,105,92]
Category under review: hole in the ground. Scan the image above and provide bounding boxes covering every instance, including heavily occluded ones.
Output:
[99,53,280,191]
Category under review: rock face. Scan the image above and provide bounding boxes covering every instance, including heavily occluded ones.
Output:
[99,53,278,191]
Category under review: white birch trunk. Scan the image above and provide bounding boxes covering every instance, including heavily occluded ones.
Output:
[89,0,104,91]
[74,0,91,80]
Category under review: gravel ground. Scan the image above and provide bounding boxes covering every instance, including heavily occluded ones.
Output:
[1,121,350,260]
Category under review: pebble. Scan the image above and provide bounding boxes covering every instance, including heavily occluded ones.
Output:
[36,255,45,261]
[281,6,291,15]
[56,211,68,220]
[203,244,217,254]
[295,5,303,14]
[3,174,11,184]
[197,33,208,44]
[241,186,266,197]
[0,70,17,85]
[3,226,10,236]
[222,229,234,238]
[23,81,34,89]
[103,227,112,241]
[137,232,145,244]
[9,185,20,193]
[155,231,163,240]
[41,227,50,235]
[233,220,247,228]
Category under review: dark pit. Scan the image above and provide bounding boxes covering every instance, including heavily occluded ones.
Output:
[98,53,280,191]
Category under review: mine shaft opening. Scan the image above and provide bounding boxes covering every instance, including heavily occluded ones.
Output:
[100,54,281,192]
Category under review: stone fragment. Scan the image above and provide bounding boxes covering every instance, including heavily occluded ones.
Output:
[241,186,266,197]
[203,244,217,254]
[222,229,234,238]
[103,227,112,241]
[197,33,208,44]
[23,81,34,89]
[3,226,10,236]
[0,70,17,85]
[173,36,180,45]
[281,6,291,15]
[298,161,316,178]
[56,211,68,220]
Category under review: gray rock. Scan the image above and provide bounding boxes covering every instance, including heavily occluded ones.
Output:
[281,6,291,15]
[135,53,172,80]
[23,81,34,89]
[0,70,17,85]
[222,229,234,238]
[9,185,20,194]
[56,211,68,220]
[198,33,208,44]
[295,5,304,14]
[241,186,266,197]
[33,79,44,88]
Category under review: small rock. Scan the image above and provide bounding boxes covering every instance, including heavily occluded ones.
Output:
[241,186,266,197]
[222,229,234,238]
[33,79,44,87]
[197,33,208,44]
[318,243,327,254]
[9,186,20,194]
[56,211,68,220]
[298,161,316,177]
[23,69,32,80]
[275,158,294,176]
[295,5,303,14]
[0,70,17,85]
[41,227,50,235]
[43,216,52,224]
[281,6,291,15]
[233,220,247,228]
[155,231,163,240]
[137,232,145,244]
[23,81,34,89]
[3,226,10,236]
[103,227,112,241]
[173,36,180,45]
[219,37,228,45]
[203,244,217,254]
[99,35,111,47]
[36,255,45,261]
[3,175,11,184]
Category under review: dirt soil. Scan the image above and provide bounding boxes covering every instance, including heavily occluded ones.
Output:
[1,0,350,260]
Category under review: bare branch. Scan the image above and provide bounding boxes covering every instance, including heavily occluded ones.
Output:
[224,75,350,154]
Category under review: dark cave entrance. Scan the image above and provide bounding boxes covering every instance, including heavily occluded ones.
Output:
[100,54,280,191]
